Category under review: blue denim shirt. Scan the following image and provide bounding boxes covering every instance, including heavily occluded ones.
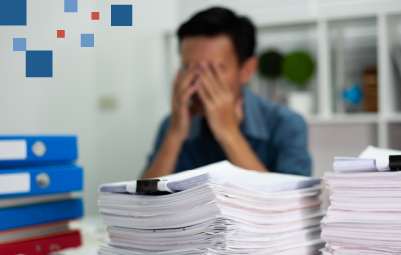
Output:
[146,87,312,176]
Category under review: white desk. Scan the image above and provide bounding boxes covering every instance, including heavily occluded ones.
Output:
[62,216,106,255]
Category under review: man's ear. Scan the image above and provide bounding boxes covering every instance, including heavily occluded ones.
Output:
[239,57,258,84]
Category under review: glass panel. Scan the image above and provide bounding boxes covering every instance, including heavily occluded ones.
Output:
[387,14,401,113]
[329,18,378,114]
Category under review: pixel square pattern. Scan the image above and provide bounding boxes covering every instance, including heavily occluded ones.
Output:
[92,12,99,20]
[13,38,26,51]
[64,0,78,12]
[81,34,94,47]
[26,51,53,78]
[111,5,132,26]
[0,0,27,26]
[57,30,65,38]
[3,2,135,78]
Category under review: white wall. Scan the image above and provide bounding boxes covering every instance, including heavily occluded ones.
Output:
[92,0,178,215]
[0,0,178,215]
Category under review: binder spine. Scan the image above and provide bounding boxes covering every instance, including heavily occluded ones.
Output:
[0,165,83,198]
[0,199,84,231]
[0,230,81,255]
[0,136,78,168]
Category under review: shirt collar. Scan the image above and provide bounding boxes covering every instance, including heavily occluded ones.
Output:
[187,87,270,142]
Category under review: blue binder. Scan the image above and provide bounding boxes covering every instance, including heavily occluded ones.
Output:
[0,136,78,169]
[0,199,84,231]
[0,165,83,198]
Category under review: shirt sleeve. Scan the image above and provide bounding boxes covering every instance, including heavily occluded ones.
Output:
[142,116,171,174]
[272,110,312,176]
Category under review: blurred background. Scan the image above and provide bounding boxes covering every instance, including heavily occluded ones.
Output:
[1,0,401,216]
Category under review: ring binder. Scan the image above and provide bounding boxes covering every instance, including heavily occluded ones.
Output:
[0,165,83,198]
[0,136,78,169]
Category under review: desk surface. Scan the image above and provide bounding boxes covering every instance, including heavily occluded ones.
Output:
[62,216,105,255]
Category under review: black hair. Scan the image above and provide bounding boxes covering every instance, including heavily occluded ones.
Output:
[177,7,256,65]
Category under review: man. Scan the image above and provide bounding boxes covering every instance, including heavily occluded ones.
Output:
[142,7,311,179]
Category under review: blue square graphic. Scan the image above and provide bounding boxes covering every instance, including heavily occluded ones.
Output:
[81,34,94,47]
[64,0,77,12]
[0,0,27,26]
[111,5,132,26]
[13,38,26,51]
[26,51,53,78]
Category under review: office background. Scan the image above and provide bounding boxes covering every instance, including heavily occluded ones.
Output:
[1,0,401,216]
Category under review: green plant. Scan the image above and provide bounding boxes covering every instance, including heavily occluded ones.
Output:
[281,51,315,86]
[258,50,282,79]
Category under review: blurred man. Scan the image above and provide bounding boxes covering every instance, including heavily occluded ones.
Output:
[142,7,311,179]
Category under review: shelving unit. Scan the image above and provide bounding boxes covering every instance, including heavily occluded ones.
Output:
[252,23,318,115]
[164,8,401,149]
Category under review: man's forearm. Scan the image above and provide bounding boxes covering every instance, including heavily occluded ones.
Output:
[142,131,183,179]
[219,128,269,172]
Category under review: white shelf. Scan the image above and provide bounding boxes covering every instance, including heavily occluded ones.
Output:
[306,114,401,125]
[306,113,379,125]
[386,113,401,123]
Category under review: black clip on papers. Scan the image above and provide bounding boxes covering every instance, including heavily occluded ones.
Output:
[136,179,170,195]
[389,155,401,171]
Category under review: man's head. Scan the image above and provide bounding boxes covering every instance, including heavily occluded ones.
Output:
[177,7,258,116]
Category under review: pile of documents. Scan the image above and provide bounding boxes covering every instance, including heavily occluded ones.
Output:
[98,161,325,254]
[321,146,401,254]
[0,136,84,255]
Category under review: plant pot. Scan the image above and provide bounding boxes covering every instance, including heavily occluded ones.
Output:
[287,91,312,117]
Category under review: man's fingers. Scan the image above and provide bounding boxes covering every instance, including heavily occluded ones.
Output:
[198,64,223,102]
[177,71,196,97]
[173,69,183,93]
[198,75,216,103]
[182,79,198,102]
[211,62,227,90]
[235,98,244,123]
[174,64,196,94]
[200,63,223,94]
[173,64,190,92]
[176,77,198,107]
[200,62,215,82]
[197,79,213,106]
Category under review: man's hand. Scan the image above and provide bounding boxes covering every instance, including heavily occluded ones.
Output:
[142,65,199,179]
[197,61,268,173]
[168,64,199,143]
[197,62,243,144]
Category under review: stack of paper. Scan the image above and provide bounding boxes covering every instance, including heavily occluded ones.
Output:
[98,161,325,254]
[333,146,401,173]
[321,146,401,254]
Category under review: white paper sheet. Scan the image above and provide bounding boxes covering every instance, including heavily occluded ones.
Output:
[358,145,401,159]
